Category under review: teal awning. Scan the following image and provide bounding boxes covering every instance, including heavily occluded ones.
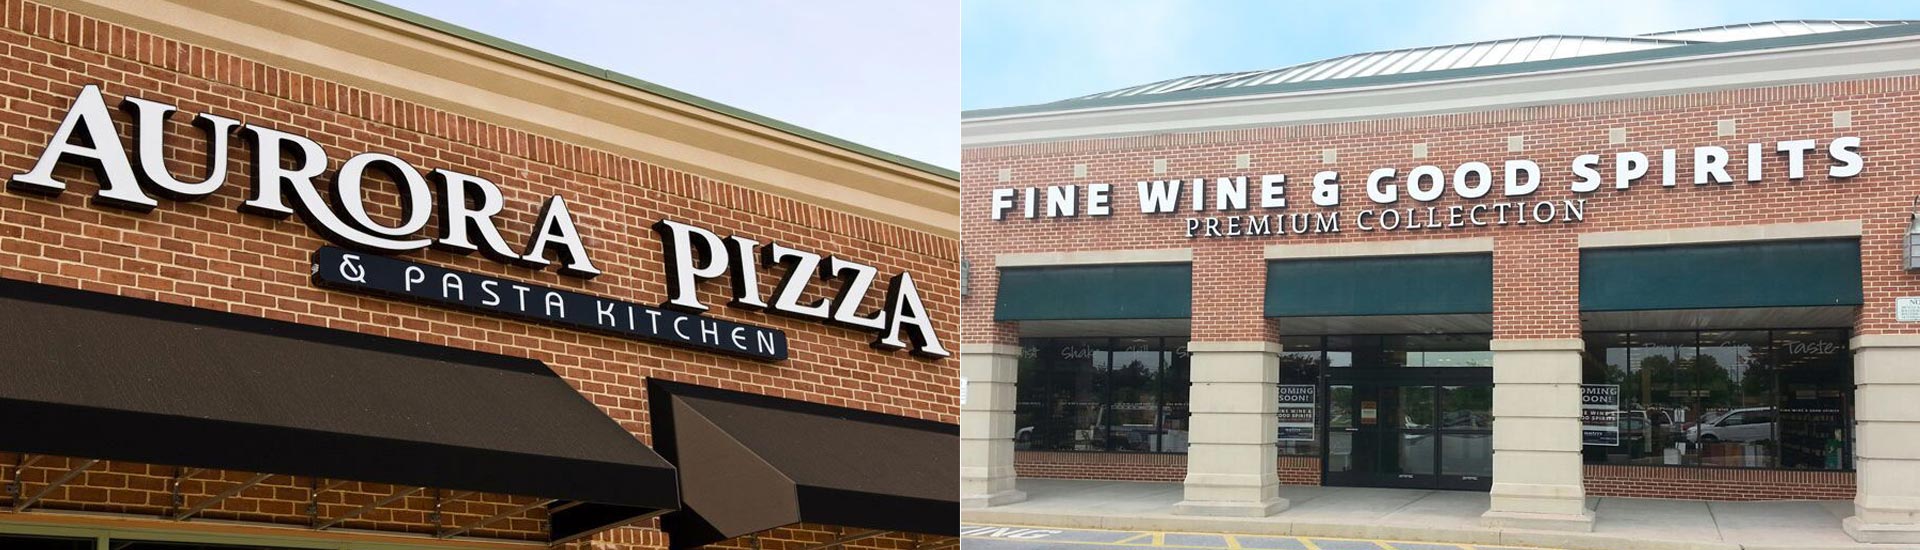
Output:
[1580,239,1862,311]
[994,264,1191,321]
[1265,254,1492,317]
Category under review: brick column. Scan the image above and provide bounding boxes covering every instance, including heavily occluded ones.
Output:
[960,343,1027,508]
[1845,335,1920,542]
[1483,233,1590,530]
[1174,341,1287,517]
[1482,338,1593,531]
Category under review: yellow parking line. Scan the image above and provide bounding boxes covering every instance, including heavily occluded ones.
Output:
[1152,532,1166,546]
[1114,533,1153,545]
[1301,538,1322,550]
[1224,535,1241,550]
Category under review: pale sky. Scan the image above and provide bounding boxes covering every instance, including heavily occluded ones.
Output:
[382,0,959,171]
[964,0,1920,111]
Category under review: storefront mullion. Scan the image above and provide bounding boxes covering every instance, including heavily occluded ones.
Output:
[1158,340,1171,454]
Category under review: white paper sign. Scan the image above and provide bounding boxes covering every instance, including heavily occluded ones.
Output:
[1899,297,1920,322]
[959,377,969,406]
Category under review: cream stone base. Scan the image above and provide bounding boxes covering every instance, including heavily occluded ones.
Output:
[1171,498,1289,517]
[1844,516,1920,543]
[960,343,1028,509]
[1482,492,1589,530]
[962,490,1029,510]
[1175,342,1287,518]
[1481,339,1591,532]
[1845,335,1920,543]
[1482,507,1595,532]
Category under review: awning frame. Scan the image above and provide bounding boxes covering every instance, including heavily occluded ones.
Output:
[0,278,682,544]
[647,379,959,549]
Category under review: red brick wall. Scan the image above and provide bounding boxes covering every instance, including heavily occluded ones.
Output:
[1584,465,1855,501]
[962,77,1920,344]
[0,1,957,547]
[1276,456,1322,487]
[1,454,561,541]
[1013,452,1321,486]
[964,74,1920,499]
[1014,452,1186,482]
[704,523,953,550]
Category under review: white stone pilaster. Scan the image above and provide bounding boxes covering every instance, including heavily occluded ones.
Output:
[1845,335,1920,542]
[960,343,1027,509]
[1482,338,1594,531]
[1173,341,1287,517]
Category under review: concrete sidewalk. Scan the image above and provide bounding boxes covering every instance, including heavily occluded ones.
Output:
[961,479,1920,550]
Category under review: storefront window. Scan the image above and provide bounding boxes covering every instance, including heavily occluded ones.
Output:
[1581,329,1852,470]
[1162,339,1192,453]
[1439,385,1494,477]
[1776,331,1852,470]
[1016,337,1190,453]
[1109,339,1162,452]
[1408,334,1494,367]
[1278,336,1324,457]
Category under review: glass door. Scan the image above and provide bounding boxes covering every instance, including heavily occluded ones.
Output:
[1324,382,1437,488]
[1435,384,1493,490]
[1322,376,1493,491]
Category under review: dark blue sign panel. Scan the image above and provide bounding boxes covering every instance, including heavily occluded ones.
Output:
[310,246,788,361]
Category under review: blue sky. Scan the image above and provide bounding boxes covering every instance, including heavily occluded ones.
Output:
[381,0,958,170]
[963,0,1920,111]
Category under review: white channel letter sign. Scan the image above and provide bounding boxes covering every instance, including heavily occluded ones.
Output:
[985,137,1864,239]
[10,85,600,276]
[653,219,951,358]
[10,85,948,360]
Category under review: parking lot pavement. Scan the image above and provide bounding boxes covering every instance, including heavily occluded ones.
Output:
[958,524,1559,550]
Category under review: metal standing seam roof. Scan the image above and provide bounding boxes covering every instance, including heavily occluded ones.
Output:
[974,20,1918,118]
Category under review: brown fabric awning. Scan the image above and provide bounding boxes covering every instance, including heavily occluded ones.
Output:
[0,277,678,542]
[648,380,958,549]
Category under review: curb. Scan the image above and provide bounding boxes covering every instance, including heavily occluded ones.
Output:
[960,508,1897,550]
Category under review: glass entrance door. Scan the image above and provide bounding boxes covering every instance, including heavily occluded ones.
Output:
[1324,372,1492,491]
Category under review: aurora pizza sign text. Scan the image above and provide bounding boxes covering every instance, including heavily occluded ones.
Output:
[7,84,948,360]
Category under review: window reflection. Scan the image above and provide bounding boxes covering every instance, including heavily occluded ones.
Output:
[1581,329,1851,470]
[1015,337,1191,453]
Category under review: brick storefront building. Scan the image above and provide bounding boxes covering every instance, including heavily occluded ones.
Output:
[0,1,958,550]
[959,21,1920,542]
